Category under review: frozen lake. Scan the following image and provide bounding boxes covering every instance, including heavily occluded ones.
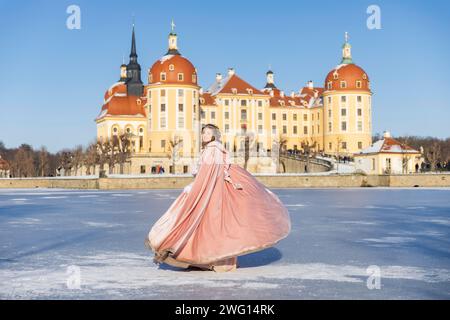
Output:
[0,187,449,299]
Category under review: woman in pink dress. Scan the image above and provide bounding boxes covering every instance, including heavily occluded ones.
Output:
[145,124,291,272]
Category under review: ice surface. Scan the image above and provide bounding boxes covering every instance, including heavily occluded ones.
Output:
[0,187,449,299]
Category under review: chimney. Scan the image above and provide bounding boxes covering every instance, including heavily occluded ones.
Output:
[227,68,235,77]
[291,91,295,98]
[307,80,314,89]
[280,91,285,98]
[383,131,391,138]
[199,87,204,95]
[216,73,222,82]
[269,90,274,97]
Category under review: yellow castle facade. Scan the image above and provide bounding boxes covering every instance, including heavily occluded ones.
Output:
[95,26,372,174]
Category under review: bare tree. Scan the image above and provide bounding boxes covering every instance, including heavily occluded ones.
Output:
[58,150,73,176]
[426,141,442,172]
[96,139,112,177]
[38,146,50,177]
[301,139,317,173]
[71,145,84,176]
[168,136,183,174]
[12,145,35,177]
[84,141,99,175]
[115,133,133,174]
[273,134,287,173]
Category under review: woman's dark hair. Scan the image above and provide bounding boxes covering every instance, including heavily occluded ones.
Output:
[201,124,221,148]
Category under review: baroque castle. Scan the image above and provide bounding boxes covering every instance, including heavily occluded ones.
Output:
[95,24,372,174]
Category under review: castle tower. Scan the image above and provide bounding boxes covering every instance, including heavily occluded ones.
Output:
[322,32,372,156]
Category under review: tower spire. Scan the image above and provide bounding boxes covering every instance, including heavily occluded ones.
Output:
[166,19,180,55]
[341,31,353,64]
[126,23,143,96]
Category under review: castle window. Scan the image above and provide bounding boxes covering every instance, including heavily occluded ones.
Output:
[358,121,363,131]
[241,99,247,106]
[169,64,174,71]
[161,140,166,149]
[258,112,263,120]
[241,109,247,120]
[139,127,144,133]
[333,73,338,80]
[272,125,276,135]
[328,122,332,132]
[341,96,347,103]
[178,73,184,81]
[357,108,362,116]
[304,126,308,134]
[328,109,332,117]
[283,126,287,134]
[178,89,184,97]
[328,96,332,104]
[341,121,347,131]
[258,100,263,107]
[282,113,287,121]
[293,125,298,134]
[231,88,237,94]
[225,124,230,132]
[357,96,362,103]
[342,141,347,149]
[341,108,347,116]
[272,113,276,120]
[293,113,297,121]
[211,111,216,119]
[340,81,347,89]
[329,142,332,150]
[160,72,166,81]
[303,114,307,121]
[224,99,230,106]
[356,80,362,88]
[258,125,263,134]
[178,103,184,112]
[160,103,166,112]
[225,111,229,119]
[161,89,166,97]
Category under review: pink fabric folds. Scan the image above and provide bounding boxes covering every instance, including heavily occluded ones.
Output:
[145,141,291,269]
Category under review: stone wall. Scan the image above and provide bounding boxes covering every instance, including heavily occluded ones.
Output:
[1,173,449,189]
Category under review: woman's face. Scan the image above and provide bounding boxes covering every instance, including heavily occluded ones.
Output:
[202,127,214,143]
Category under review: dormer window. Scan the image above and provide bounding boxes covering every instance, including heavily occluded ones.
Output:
[356,80,362,88]
[362,73,367,80]
[333,73,338,80]
[327,81,332,90]
[192,74,197,83]
[231,88,237,94]
[247,88,253,95]
[169,64,175,71]
[178,73,184,81]
[280,101,285,107]
[160,72,166,81]
[137,99,142,105]
[200,98,205,104]
[340,81,347,89]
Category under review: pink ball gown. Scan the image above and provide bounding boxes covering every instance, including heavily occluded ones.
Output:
[145,140,291,272]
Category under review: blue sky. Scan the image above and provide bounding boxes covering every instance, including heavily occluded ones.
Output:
[0,0,449,153]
